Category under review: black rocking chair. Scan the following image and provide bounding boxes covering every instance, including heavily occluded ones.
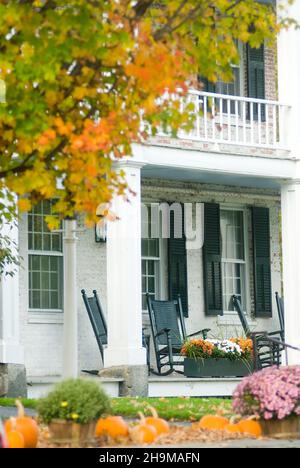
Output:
[82,289,151,372]
[147,294,211,376]
[232,295,284,370]
[81,289,108,363]
[275,292,285,340]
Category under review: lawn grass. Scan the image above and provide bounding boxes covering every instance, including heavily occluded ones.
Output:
[0,397,232,421]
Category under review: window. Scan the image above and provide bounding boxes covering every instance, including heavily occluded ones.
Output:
[221,209,247,313]
[201,42,245,115]
[141,204,161,310]
[28,200,63,312]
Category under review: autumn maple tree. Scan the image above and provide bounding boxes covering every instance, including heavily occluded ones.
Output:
[0,0,291,267]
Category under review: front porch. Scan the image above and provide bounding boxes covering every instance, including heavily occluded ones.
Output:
[73,147,296,396]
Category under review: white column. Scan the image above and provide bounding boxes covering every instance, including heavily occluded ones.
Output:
[277,0,300,152]
[62,219,78,378]
[281,181,300,364]
[278,1,300,364]
[104,161,146,368]
[0,219,24,364]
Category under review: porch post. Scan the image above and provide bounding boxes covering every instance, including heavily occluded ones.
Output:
[280,182,300,364]
[0,217,26,396]
[278,0,300,364]
[277,0,300,152]
[62,219,78,378]
[103,161,147,395]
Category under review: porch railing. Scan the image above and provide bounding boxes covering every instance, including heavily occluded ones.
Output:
[158,90,290,150]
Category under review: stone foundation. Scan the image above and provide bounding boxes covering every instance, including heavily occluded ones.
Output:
[99,365,148,397]
[0,364,27,398]
[0,364,8,397]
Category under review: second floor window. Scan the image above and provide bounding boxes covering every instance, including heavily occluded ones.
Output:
[28,200,63,312]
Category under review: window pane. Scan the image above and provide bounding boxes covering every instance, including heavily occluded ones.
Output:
[148,277,155,294]
[34,234,42,251]
[32,291,41,309]
[32,272,40,290]
[141,239,148,257]
[41,272,49,290]
[222,261,245,311]
[41,290,50,309]
[221,210,244,261]
[43,234,51,251]
[148,261,155,276]
[51,273,58,290]
[31,255,40,270]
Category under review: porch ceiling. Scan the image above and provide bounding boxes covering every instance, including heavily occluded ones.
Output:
[142,165,281,190]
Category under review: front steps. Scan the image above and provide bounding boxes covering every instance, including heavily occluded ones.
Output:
[27,374,241,399]
[148,376,241,398]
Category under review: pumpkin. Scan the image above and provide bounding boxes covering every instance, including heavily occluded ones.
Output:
[4,400,38,449]
[238,419,262,438]
[95,416,128,439]
[130,413,158,445]
[225,423,242,434]
[7,430,25,449]
[145,407,169,436]
[198,415,230,431]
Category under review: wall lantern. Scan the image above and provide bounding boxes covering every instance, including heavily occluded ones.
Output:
[95,219,107,243]
[95,203,108,243]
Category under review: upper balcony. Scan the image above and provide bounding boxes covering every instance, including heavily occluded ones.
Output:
[148,90,291,158]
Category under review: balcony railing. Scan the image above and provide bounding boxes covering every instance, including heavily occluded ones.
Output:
[157,90,290,150]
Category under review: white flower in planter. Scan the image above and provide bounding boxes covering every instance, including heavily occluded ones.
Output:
[206,339,242,355]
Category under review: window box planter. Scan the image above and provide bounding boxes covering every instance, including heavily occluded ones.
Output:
[260,416,300,439]
[184,358,252,378]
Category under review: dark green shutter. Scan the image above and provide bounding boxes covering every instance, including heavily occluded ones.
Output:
[168,205,189,317]
[252,207,272,317]
[247,44,265,120]
[203,203,223,316]
[200,77,216,93]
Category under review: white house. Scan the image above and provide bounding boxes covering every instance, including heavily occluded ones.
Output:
[1,0,300,399]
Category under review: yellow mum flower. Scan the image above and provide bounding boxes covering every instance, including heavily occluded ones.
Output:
[71,413,79,420]
[61,401,68,408]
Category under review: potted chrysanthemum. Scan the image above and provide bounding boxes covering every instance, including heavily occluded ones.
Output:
[182,338,253,378]
[37,379,111,446]
[233,366,300,438]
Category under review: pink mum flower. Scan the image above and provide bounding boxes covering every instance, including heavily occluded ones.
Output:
[233,366,300,420]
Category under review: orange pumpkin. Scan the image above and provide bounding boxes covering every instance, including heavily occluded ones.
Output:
[225,423,242,434]
[145,407,169,436]
[6,430,25,449]
[238,419,262,438]
[4,401,38,449]
[131,414,157,445]
[95,416,128,439]
[198,415,230,431]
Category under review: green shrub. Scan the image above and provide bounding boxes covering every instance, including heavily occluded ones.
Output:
[37,379,111,424]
